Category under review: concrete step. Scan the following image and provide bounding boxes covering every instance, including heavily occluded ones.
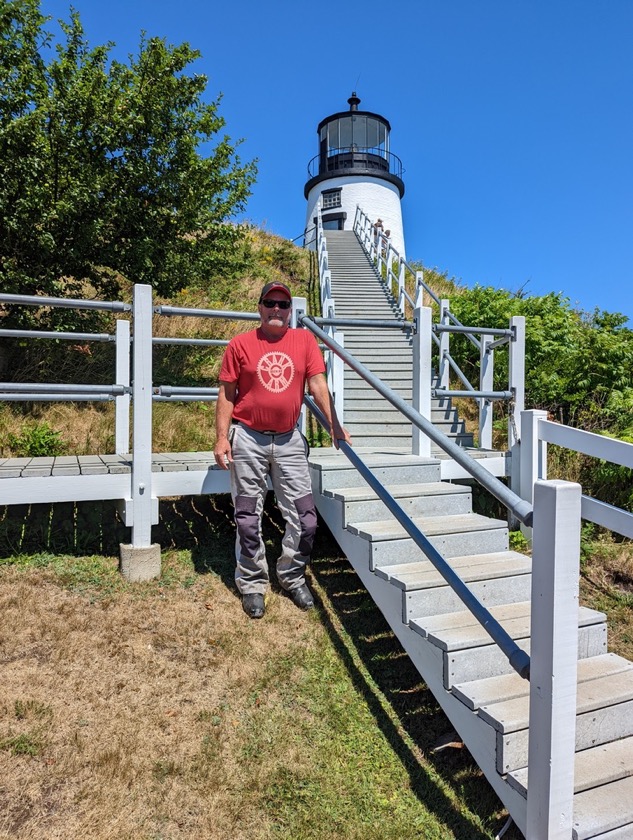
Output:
[409,601,606,690]
[323,480,472,527]
[344,409,414,422]
[345,373,412,385]
[377,550,533,622]
[345,421,411,434]
[510,729,633,798]
[354,362,413,372]
[343,383,412,397]
[346,512,509,569]
[344,435,473,452]
[344,416,467,436]
[571,778,633,839]
[343,343,410,352]
[309,451,441,492]
[345,431,413,448]
[478,660,633,774]
[453,652,632,713]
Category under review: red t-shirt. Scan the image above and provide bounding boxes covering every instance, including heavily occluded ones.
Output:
[220,327,326,432]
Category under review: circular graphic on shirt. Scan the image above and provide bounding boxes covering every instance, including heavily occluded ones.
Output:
[256,351,295,393]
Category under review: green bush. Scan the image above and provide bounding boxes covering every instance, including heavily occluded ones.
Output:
[6,422,66,457]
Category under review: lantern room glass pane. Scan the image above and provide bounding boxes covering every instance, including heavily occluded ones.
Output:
[338,117,352,149]
[366,118,379,149]
[351,115,365,148]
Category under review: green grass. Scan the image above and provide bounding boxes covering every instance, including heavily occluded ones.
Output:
[0,497,519,839]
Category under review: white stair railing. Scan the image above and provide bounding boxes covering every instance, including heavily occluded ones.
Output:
[314,200,344,421]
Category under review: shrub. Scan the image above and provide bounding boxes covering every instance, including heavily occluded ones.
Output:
[6,422,66,457]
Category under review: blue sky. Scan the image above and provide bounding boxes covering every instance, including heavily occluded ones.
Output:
[40,0,633,323]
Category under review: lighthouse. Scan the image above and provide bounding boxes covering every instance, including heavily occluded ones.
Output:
[304,93,406,257]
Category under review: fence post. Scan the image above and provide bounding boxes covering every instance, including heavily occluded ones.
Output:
[439,299,450,390]
[115,318,130,455]
[479,333,494,449]
[412,306,432,457]
[519,409,548,541]
[527,479,581,839]
[509,316,526,519]
[119,283,161,582]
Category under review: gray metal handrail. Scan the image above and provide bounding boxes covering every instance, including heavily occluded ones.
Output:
[0,329,115,342]
[154,304,259,321]
[300,314,533,527]
[0,383,128,394]
[152,337,229,347]
[312,316,412,330]
[0,393,115,402]
[435,324,513,338]
[304,394,531,681]
[433,389,513,400]
[0,292,130,312]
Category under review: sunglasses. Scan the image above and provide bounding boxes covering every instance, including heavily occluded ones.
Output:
[260,299,291,310]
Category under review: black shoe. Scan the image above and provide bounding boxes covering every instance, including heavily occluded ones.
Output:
[287,584,314,611]
[242,593,265,619]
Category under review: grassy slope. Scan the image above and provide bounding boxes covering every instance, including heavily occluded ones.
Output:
[0,496,516,840]
[0,234,631,839]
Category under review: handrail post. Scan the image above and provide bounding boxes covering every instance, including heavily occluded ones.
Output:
[412,306,432,457]
[293,296,308,435]
[479,333,494,449]
[439,299,450,390]
[398,261,406,317]
[527,479,581,839]
[115,318,131,455]
[509,316,526,518]
[120,283,160,581]
[332,329,345,428]
[414,270,424,309]
[519,409,548,540]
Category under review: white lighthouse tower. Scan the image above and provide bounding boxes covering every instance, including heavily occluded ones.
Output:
[304,92,406,257]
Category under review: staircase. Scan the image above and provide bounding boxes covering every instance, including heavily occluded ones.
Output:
[325,230,473,453]
[307,229,633,838]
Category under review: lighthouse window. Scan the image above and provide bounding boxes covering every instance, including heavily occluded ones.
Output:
[322,189,341,210]
[338,117,352,150]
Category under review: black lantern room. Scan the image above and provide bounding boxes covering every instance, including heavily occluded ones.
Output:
[304,93,405,199]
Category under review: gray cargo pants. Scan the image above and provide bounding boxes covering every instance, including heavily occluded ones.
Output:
[229,423,317,595]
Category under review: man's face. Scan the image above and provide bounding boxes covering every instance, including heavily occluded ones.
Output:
[258,292,292,337]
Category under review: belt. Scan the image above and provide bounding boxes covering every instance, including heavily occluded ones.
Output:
[234,422,294,436]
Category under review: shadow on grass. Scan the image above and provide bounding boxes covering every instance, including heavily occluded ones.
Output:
[0,493,519,838]
[309,514,522,840]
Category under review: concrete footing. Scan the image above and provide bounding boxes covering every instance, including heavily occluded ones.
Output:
[119,543,161,582]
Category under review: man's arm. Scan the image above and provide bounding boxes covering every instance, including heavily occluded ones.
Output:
[214,380,237,469]
[307,373,351,449]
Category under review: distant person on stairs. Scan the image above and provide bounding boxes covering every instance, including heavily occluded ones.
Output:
[214,282,351,619]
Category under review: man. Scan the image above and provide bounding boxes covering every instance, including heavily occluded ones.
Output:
[214,281,350,619]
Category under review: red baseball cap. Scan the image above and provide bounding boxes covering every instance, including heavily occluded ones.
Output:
[259,282,292,302]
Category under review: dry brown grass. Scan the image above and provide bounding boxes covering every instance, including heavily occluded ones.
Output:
[0,559,319,840]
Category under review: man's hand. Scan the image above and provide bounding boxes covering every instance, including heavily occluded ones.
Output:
[215,381,236,469]
[331,423,352,450]
[214,436,233,470]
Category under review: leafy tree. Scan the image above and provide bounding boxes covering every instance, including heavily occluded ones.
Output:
[0,0,257,320]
